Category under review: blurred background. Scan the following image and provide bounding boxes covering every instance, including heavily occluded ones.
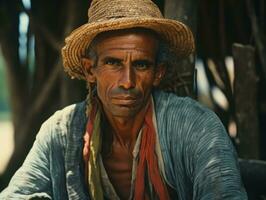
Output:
[0,0,265,199]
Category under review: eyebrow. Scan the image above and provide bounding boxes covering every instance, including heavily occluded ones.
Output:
[132,59,155,66]
[101,55,154,63]
[99,55,156,68]
[102,56,123,63]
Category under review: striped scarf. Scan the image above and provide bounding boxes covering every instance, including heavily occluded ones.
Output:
[83,96,169,199]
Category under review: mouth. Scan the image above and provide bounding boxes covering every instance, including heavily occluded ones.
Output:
[111,95,139,106]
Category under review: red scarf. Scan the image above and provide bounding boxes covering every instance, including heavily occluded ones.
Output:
[134,101,169,200]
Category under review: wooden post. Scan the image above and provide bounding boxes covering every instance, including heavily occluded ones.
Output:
[163,0,198,97]
[232,43,260,159]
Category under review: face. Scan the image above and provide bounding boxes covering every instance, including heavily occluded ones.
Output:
[82,30,165,119]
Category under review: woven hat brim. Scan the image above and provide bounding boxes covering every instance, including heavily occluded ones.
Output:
[62,17,195,80]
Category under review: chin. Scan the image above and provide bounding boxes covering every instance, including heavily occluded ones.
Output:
[110,106,140,118]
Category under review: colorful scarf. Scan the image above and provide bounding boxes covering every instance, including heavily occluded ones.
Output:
[83,97,169,199]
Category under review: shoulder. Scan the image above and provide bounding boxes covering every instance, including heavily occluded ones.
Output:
[45,101,85,126]
[36,101,86,143]
[153,90,229,145]
[153,90,215,124]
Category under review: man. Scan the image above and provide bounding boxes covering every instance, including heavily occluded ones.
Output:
[1,0,247,199]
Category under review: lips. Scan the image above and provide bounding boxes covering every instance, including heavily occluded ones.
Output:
[111,95,139,106]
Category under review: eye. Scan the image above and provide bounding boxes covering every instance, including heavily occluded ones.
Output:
[104,58,122,67]
[133,60,152,70]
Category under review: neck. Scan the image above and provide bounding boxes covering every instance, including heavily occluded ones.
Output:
[103,104,150,150]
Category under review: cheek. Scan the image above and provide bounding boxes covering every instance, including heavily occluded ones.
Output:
[95,70,116,99]
[137,72,155,93]
[96,78,110,98]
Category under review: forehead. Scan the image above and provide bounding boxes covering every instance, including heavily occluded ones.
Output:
[92,29,159,56]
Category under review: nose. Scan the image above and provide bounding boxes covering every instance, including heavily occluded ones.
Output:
[119,64,136,90]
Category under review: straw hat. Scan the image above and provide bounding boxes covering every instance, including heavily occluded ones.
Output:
[62,0,195,80]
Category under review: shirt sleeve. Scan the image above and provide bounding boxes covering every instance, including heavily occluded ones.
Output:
[190,110,247,199]
[0,121,53,200]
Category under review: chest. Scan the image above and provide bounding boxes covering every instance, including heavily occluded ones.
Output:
[102,144,134,200]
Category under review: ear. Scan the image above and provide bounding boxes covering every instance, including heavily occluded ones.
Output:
[153,64,166,87]
[81,57,96,83]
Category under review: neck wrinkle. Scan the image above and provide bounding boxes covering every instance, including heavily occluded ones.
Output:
[102,97,151,148]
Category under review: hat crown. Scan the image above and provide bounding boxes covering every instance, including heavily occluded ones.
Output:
[88,0,163,22]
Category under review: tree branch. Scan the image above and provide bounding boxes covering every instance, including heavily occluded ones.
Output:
[16,59,61,145]
[19,2,62,51]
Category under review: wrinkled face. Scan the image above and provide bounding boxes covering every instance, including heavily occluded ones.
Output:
[83,30,165,119]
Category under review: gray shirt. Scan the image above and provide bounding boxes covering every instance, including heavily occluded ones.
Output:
[0,90,247,199]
